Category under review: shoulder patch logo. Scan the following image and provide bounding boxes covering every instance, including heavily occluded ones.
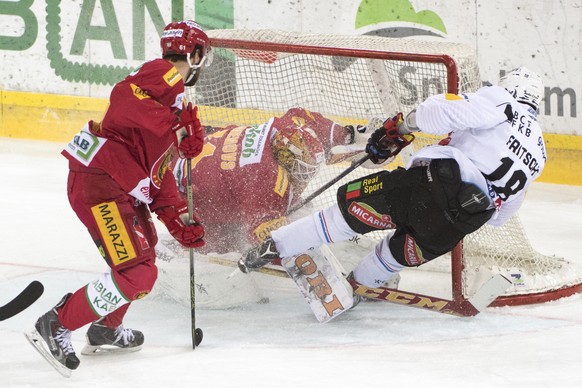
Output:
[130,83,150,100]
[163,67,182,87]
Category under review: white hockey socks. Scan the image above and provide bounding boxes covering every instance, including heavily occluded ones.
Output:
[272,204,356,258]
[86,269,131,317]
[353,231,404,288]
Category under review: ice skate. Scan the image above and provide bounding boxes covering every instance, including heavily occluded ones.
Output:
[25,294,79,378]
[346,272,400,308]
[238,237,280,273]
[346,272,365,308]
[384,273,401,289]
[81,321,144,355]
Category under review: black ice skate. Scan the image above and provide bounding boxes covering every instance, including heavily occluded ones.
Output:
[25,293,80,378]
[237,237,280,273]
[81,320,144,355]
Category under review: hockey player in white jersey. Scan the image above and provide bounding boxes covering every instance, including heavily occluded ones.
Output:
[239,66,546,293]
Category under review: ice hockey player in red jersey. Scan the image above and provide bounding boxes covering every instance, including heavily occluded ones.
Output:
[172,107,366,254]
[239,67,547,299]
[26,20,211,375]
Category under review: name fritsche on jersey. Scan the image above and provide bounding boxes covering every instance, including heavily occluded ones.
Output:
[410,85,546,220]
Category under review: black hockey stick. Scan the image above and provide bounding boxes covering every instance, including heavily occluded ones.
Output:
[186,158,203,349]
[0,281,44,321]
[288,154,370,214]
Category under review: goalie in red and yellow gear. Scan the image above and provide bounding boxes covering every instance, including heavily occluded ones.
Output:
[173,107,364,254]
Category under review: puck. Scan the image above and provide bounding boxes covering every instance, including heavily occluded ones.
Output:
[195,328,203,346]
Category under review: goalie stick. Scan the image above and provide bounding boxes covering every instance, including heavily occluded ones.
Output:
[0,281,44,321]
[348,274,512,317]
[229,252,511,318]
[211,256,289,278]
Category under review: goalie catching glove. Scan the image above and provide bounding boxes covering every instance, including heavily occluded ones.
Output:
[157,204,205,248]
[173,102,204,159]
[366,112,415,165]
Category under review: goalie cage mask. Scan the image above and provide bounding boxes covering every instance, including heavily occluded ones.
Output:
[499,66,544,111]
[161,20,213,86]
[271,126,325,183]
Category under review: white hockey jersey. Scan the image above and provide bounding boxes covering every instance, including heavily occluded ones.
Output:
[408,85,547,226]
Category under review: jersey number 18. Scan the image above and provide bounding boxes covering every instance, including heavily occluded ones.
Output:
[484,157,527,201]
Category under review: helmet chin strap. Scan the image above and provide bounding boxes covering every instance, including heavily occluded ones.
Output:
[184,68,199,87]
[183,51,207,87]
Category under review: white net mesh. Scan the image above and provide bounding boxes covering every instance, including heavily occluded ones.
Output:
[462,216,582,298]
[186,29,581,304]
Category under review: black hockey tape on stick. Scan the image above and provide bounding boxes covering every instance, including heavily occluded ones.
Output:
[0,281,44,321]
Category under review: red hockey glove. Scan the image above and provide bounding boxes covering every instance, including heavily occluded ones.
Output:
[366,113,415,164]
[173,102,204,159]
[157,205,205,248]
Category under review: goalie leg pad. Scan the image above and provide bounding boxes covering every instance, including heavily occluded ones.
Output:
[282,247,353,323]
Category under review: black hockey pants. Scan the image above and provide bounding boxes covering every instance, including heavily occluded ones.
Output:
[336,159,494,267]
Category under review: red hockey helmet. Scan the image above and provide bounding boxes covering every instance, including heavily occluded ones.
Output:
[161,20,212,86]
[161,20,210,57]
[271,125,325,182]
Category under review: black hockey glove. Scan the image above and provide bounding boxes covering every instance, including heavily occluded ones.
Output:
[366,113,415,164]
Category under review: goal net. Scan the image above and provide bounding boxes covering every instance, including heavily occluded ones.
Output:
[183,29,582,307]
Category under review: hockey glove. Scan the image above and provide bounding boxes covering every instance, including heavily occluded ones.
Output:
[157,205,205,248]
[366,113,415,164]
[173,102,204,159]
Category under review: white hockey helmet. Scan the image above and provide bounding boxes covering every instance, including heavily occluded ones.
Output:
[499,67,544,111]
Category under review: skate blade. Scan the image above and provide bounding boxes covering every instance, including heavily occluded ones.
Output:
[24,329,72,378]
[81,342,143,356]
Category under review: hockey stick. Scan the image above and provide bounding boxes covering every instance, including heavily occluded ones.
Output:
[0,281,44,321]
[208,256,289,278]
[348,274,512,317]
[186,158,203,348]
[288,114,406,214]
[288,154,370,214]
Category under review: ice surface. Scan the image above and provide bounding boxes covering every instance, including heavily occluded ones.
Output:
[1,138,581,387]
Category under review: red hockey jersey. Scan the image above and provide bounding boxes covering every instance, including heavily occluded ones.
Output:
[174,108,350,253]
[62,58,187,212]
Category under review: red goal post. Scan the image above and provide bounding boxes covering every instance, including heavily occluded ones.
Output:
[188,29,582,307]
